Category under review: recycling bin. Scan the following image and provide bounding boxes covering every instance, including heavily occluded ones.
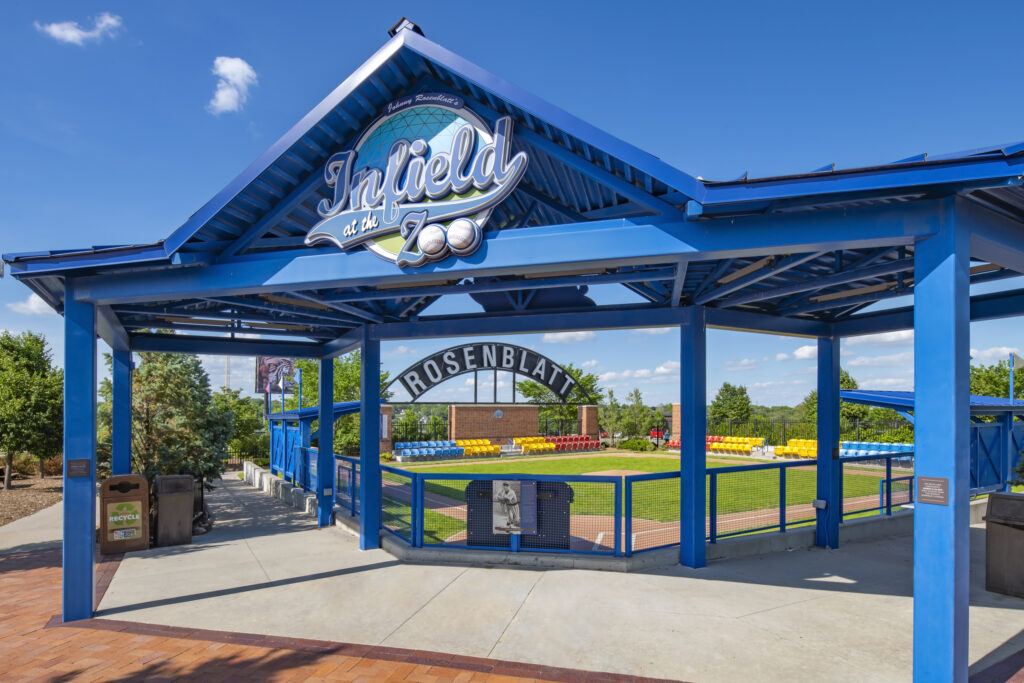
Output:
[154,474,195,547]
[99,474,149,554]
[464,480,573,550]
[985,492,1024,598]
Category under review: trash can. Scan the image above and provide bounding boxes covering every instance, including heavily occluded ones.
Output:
[464,480,573,550]
[985,492,1024,598]
[154,474,195,547]
[99,474,149,554]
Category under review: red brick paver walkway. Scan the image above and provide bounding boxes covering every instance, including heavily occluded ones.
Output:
[0,547,673,682]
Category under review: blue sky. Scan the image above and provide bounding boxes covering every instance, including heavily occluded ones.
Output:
[3,1,1024,407]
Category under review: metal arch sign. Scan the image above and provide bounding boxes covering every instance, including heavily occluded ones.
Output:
[305,93,529,268]
[392,342,582,402]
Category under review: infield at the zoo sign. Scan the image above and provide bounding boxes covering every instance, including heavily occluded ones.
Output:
[393,342,584,402]
[305,92,529,268]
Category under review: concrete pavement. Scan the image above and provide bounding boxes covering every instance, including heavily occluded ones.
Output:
[0,498,62,555]
[94,477,1024,681]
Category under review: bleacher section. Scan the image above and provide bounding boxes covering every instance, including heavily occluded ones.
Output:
[457,439,501,457]
[774,440,914,459]
[544,435,600,452]
[513,436,556,455]
[707,435,765,454]
[393,439,498,462]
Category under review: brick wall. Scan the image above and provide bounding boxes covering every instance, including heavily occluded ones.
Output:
[578,405,599,439]
[449,404,539,441]
[671,403,680,439]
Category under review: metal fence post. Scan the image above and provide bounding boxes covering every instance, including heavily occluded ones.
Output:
[614,478,622,557]
[885,456,893,516]
[709,472,718,543]
[779,467,787,533]
[624,477,633,557]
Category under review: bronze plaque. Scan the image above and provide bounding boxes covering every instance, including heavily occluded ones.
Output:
[66,459,91,478]
[917,476,949,505]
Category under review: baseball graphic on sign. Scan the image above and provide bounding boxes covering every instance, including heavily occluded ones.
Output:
[417,224,447,255]
[446,218,479,252]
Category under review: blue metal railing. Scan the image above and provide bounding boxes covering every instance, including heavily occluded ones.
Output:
[323,452,915,557]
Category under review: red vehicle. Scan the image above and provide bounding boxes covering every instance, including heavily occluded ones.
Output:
[650,428,664,439]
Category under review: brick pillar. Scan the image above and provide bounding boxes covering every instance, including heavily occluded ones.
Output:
[578,405,599,439]
[379,405,393,454]
[671,403,680,439]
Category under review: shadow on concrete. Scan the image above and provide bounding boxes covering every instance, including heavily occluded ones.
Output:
[970,627,1024,679]
[95,559,402,617]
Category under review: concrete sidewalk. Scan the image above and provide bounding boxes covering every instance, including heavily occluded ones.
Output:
[0,499,62,555]
[97,477,1024,682]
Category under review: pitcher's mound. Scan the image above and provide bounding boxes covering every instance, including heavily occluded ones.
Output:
[585,469,647,477]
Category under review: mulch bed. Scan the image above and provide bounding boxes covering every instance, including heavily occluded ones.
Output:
[0,476,63,527]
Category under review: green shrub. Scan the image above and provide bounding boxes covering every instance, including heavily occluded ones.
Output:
[619,438,654,452]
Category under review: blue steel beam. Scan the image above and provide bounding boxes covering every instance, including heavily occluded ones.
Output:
[62,282,96,621]
[359,326,381,549]
[322,328,365,359]
[694,251,826,305]
[111,348,132,475]
[966,196,1024,273]
[130,333,321,358]
[815,336,840,549]
[77,201,941,306]
[316,357,334,527]
[833,286,1024,337]
[671,260,688,307]
[371,305,829,341]
[95,305,130,353]
[913,197,970,681]
[323,268,678,303]
[679,306,707,568]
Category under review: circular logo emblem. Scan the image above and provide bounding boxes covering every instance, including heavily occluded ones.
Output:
[493,409,504,419]
[306,94,528,267]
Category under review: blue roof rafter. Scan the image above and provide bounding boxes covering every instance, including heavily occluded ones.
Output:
[694,251,827,305]
[130,332,322,358]
[719,254,914,308]
[199,296,364,326]
[671,260,688,307]
[289,292,385,324]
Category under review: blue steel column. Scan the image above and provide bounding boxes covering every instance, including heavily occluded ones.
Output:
[111,348,132,475]
[680,306,707,568]
[359,327,382,549]
[316,357,334,526]
[62,282,97,621]
[914,198,969,681]
[1000,411,1014,492]
[815,336,840,548]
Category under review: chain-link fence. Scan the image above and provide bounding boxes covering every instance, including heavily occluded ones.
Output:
[841,455,915,518]
[380,465,414,543]
[626,473,680,553]
[335,456,359,517]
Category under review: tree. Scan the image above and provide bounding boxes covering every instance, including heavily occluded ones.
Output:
[0,332,63,487]
[517,362,604,424]
[622,388,658,438]
[598,389,624,442]
[288,351,391,454]
[97,351,232,487]
[211,388,267,454]
[970,360,1022,400]
[708,383,752,423]
[797,368,868,422]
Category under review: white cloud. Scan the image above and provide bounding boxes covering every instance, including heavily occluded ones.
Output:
[599,368,653,382]
[6,293,56,316]
[581,359,599,368]
[207,56,258,115]
[846,330,914,347]
[35,12,122,45]
[388,344,417,356]
[725,358,757,371]
[632,327,672,335]
[542,331,594,344]
[775,352,790,361]
[793,344,817,360]
[847,351,913,368]
[970,346,1022,364]
[655,361,680,375]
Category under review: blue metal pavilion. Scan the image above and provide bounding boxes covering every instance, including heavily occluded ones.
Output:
[6,20,1024,681]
